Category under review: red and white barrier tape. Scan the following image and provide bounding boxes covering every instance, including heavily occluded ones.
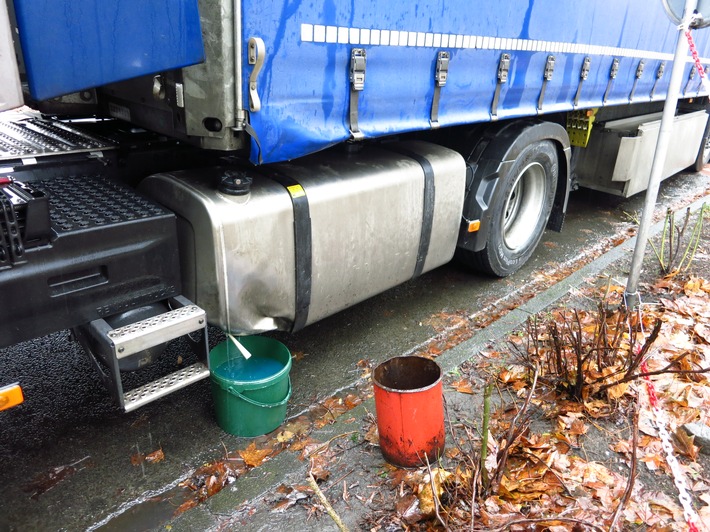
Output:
[686,27,710,94]
[630,302,703,531]
[639,357,702,531]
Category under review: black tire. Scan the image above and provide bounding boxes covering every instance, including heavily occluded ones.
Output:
[691,116,710,172]
[460,140,558,277]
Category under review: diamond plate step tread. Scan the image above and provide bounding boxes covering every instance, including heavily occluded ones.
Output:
[108,305,206,358]
[123,362,210,412]
[39,175,171,234]
[0,114,115,160]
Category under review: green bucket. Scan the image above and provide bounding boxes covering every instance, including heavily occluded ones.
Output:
[209,336,292,437]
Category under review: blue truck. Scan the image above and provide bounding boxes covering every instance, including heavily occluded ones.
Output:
[1,0,709,411]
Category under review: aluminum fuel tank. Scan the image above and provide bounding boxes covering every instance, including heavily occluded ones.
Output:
[140,141,465,334]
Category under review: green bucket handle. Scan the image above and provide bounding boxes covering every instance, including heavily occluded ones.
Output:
[225,378,292,409]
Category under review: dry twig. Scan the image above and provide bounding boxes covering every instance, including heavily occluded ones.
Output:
[304,432,359,458]
[489,363,539,495]
[608,404,639,531]
[424,454,449,531]
[308,473,349,532]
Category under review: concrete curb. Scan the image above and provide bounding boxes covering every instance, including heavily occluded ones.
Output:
[171,194,710,530]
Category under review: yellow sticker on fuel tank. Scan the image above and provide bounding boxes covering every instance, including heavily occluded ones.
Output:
[287,184,306,198]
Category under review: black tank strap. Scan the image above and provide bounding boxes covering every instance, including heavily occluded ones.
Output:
[260,169,312,332]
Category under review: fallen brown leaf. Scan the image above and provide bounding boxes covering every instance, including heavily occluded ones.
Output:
[451,377,475,394]
[271,484,311,513]
[309,453,331,482]
[179,460,239,502]
[498,365,527,385]
[640,452,665,471]
[145,448,165,463]
[291,350,306,362]
[605,380,630,401]
[22,458,89,500]
[239,442,272,468]
[364,423,379,445]
[289,436,319,453]
[570,419,589,436]
[672,427,699,460]
[695,323,710,344]
[173,498,199,516]
[343,393,363,410]
[417,468,452,517]
[445,447,461,460]
[313,395,362,428]
[276,430,295,444]
[396,492,423,524]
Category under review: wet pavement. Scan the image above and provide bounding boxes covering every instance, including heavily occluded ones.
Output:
[0,170,708,531]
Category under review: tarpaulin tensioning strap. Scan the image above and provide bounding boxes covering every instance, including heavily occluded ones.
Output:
[387,145,435,279]
[260,169,312,332]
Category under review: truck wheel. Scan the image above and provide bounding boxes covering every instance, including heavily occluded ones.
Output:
[463,140,558,277]
[692,117,710,172]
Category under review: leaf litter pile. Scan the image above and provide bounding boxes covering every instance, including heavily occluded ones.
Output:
[357,275,710,531]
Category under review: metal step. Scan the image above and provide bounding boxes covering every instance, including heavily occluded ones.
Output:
[0,112,115,160]
[123,362,210,412]
[73,296,210,412]
[109,304,206,359]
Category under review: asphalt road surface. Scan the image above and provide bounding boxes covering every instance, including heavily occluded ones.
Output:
[1,170,708,531]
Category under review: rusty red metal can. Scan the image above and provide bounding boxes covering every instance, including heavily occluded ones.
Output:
[372,355,445,468]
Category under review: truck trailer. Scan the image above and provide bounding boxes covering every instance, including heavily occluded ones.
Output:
[1,0,709,411]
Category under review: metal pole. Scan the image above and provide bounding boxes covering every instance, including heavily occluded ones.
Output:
[624,0,698,309]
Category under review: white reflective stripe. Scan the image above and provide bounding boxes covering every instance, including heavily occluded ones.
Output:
[325,26,337,43]
[349,27,359,44]
[300,23,685,61]
[371,29,380,45]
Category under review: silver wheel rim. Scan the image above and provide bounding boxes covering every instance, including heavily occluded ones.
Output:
[502,161,547,252]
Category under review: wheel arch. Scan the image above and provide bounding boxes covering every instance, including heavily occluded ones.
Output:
[457,118,571,253]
